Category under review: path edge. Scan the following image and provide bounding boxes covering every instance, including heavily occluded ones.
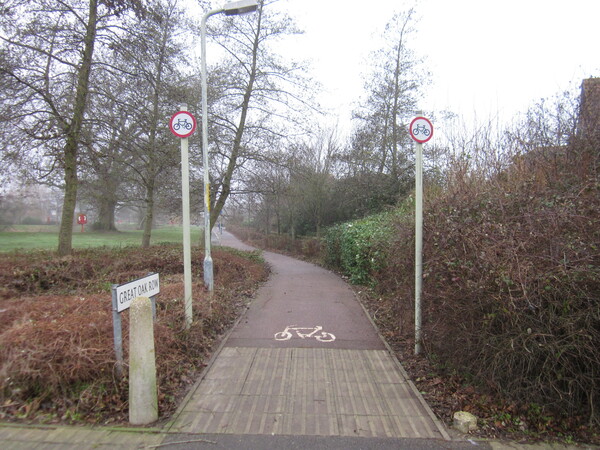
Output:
[353,290,452,441]
[162,290,262,431]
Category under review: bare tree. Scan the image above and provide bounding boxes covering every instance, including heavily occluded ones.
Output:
[347,9,425,205]
[70,0,189,240]
[204,0,315,231]
[0,0,143,255]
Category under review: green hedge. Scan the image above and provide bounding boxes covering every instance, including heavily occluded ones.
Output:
[323,208,407,286]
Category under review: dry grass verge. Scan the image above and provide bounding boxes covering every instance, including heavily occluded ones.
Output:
[227,225,322,262]
[0,244,268,425]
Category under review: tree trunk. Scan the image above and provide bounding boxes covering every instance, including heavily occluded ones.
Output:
[210,3,263,231]
[390,10,411,181]
[96,195,117,231]
[57,0,98,256]
[378,104,391,174]
[58,147,78,255]
[141,178,155,248]
[139,19,168,248]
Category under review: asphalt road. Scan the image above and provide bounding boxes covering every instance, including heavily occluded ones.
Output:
[224,246,385,350]
[161,432,485,449]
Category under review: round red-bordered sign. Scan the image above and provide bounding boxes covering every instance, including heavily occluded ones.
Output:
[169,111,197,138]
[409,116,433,143]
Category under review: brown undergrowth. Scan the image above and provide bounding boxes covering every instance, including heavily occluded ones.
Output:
[359,145,600,444]
[0,244,268,425]
[235,144,600,445]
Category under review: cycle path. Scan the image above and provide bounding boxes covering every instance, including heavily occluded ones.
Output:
[166,231,450,442]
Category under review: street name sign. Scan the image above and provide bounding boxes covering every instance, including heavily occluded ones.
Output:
[115,273,160,312]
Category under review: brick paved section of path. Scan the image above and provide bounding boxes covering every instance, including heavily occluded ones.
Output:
[167,231,449,440]
[170,347,444,439]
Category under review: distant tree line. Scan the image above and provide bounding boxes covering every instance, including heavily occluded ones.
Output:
[236,9,428,236]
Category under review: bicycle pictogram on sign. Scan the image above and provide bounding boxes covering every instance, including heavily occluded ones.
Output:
[173,118,193,131]
[169,111,197,138]
[409,116,433,143]
[412,123,430,137]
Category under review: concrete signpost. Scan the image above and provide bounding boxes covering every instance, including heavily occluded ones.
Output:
[409,115,433,355]
[129,296,158,425]
[111,273,160,377]
[170,107,196,329]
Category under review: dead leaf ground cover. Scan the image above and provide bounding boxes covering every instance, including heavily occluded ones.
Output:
[355,287,599,446]
[0,244,268,425]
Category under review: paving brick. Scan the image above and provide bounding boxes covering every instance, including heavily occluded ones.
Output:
[169,347,447,439]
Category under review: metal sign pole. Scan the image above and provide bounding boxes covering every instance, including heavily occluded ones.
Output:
[414,141,423,355]
[198,2,258,292]
[170,108,196,325]
[111,284,124,378]
[409,114,432,356]
[179,104,193,328]
[201,10,214,292]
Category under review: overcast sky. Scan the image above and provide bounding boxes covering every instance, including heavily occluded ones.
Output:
[267,0,600,132]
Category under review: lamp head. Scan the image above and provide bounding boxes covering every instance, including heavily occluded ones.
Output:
[223,0,259,16]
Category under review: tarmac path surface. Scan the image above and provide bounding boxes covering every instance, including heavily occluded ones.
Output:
[164,231,454,446]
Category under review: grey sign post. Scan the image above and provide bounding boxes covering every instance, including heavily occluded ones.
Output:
[409,115,433,355]
[200,0,259,292]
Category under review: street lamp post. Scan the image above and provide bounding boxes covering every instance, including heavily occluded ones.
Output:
[200,0,258,291]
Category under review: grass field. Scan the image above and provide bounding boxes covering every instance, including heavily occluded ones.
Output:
[0,225,203,252]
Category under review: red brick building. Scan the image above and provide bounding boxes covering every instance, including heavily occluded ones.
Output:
[577,77,600,147]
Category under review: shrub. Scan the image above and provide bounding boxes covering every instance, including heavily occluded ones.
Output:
[227,225,321,261]
[419,175,600,420]
[321,140,600,424]
[323,209,401,286]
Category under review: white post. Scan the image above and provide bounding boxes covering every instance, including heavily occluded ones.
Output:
[414,141,423,355]
[129,296,158,425]
[179,104,193,328]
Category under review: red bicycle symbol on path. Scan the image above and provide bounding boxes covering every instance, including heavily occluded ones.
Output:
[274,325,336,342]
